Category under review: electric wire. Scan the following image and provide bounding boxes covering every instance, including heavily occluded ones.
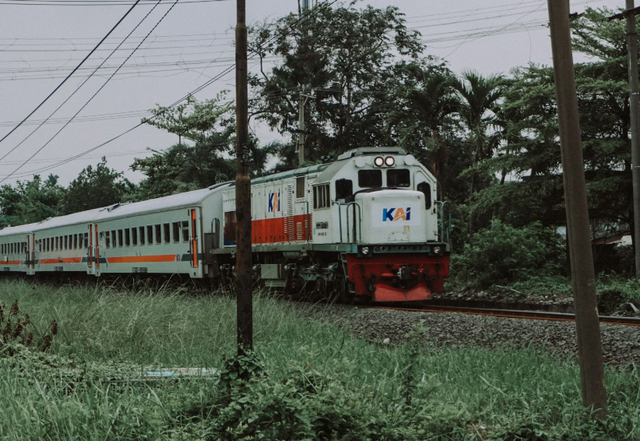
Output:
[4,0,340,179]
[0,0,181,184]
[0,0,166,165]
[0,0,141,147]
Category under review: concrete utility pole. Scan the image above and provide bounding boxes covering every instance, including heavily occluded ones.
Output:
[547,0,608,419]
[235,0,252,354]
[610,2,640,278]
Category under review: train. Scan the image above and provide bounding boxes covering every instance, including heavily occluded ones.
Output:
[0,146,450,302]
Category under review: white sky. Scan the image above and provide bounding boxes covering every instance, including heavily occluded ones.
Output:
[0,0,625,188]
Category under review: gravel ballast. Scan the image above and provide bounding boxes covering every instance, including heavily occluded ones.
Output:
[314,304,640,368]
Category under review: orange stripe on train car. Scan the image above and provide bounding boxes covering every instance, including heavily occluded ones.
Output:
[40,258,83,264]
[3,261,22,265]
[107,255,177,264]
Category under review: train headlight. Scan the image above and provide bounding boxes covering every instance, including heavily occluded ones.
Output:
[385,156,395,166]
[433,246,442,255]
[360,246,371,256]
[374,156,384,167]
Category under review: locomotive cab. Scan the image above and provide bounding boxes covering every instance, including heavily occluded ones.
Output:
[307,147,450,302]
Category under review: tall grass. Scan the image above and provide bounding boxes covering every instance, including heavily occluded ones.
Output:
[0,278,638,440]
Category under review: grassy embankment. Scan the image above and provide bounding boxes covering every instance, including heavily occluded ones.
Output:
[0,279,638,440]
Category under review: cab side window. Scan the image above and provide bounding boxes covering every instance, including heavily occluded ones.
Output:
[417,182,432,209]
[335,179,353,201]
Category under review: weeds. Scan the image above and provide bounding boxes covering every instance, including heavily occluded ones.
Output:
[0,299,57,353]
[0,279,638,440]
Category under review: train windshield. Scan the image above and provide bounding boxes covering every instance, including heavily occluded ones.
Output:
[387,169,410,187]
[358,170,382,188]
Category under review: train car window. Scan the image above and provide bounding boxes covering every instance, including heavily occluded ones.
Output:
[417,182,432,209]
[172,222,180,242]
[163,224,170,243]
[335,179,353,200]
[132,228,138,246]
[182,221,189,242]
[105,231,110,248]
[296,177,305,199]
[69,235,73,249]
[147,226,153,245]
[64,236,68,250]
[74,234,78,249]
[79,234,83,249]
[155,225,162,244]
[358,170,382,188]
[224,211,237,245]
[84,233,88,248]
[312,184,331,209]
[118,230,123,247]
[139,227,145,245]
[125,229,131,246]
[387,169,410,187]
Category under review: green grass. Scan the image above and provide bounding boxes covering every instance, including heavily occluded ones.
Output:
[0,278,638,440]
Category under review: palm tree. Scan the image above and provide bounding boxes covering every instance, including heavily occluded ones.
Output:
[454,70,505,239]
[386,70,459,197]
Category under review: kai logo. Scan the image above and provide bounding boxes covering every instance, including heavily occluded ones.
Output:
[382,207,411,222]
[268,192,281,212]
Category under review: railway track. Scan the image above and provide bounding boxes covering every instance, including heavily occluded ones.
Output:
[371,303,640,327]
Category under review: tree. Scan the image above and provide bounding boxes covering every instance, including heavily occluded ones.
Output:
[62,158,134,214]
[454,70,504,239]
[469,7,636,238]
[0,174,65,226]
[248,2,424,167]
[385,64,461,199]
[136,94,276,200]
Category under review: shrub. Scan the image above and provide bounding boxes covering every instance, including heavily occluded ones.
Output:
[449,221,566,289]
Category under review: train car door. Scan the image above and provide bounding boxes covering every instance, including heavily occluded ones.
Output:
[189,208,202,277]
[94,224,101,276]
[87,224,101,276]
[26,234,35,275]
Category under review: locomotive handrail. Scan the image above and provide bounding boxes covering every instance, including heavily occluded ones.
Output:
[334,201,362,244]
[435,201,450,244]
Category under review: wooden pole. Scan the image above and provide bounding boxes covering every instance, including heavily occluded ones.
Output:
[547,0,607,418]
[235,0,252,354]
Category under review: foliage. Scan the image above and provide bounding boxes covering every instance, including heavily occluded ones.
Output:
[248,2,424,167]
[0,174,64,226]
[196,351,449,441]
[0,281,640,439]
[136,94,277,199]
[471,7,634,234]
[62,157,134,214]
[385,62,470,201]
[450,221,566,289]
[0,299,59,353]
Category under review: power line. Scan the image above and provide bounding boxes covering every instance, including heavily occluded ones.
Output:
[0,0,181,184]
[0,0,141,148]
[4,0,341,179]
[0,0,226,5]
[0,0,164,165]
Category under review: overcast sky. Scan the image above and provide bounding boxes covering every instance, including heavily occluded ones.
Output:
[0,0,626,188]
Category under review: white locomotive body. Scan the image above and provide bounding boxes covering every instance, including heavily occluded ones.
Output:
[0,147,450,302]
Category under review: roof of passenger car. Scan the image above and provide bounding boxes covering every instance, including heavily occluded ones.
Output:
[0,183,231,237]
